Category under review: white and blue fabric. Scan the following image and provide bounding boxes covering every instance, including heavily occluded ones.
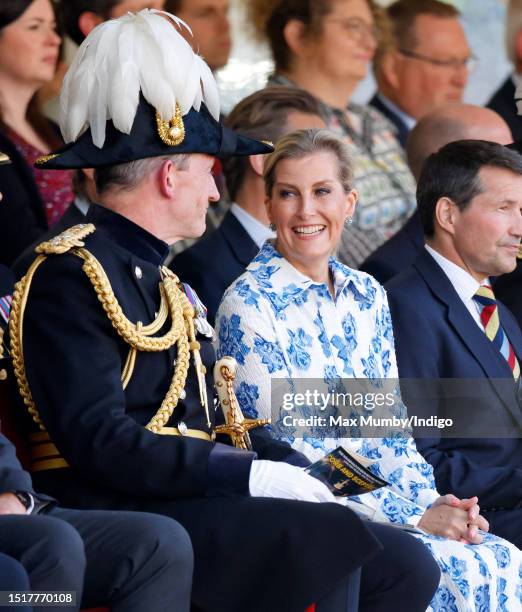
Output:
[215,240,522,612]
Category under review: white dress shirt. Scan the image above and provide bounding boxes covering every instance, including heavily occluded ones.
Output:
[424,244,489,330]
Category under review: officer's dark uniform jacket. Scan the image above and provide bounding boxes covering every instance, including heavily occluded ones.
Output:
[10,204,381,612]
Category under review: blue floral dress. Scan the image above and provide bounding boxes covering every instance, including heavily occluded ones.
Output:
[215,241,522,612]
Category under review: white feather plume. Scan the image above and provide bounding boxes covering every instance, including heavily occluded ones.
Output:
[59,9,220,147]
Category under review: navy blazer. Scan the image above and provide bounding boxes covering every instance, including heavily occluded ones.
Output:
[369,93,410,148]
[360,212,423,284]
[171,210,260,326]
[386,249,522,511]
[487,76,522,142]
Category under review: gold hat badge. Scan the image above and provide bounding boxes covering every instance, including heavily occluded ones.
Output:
[156,104,185,147]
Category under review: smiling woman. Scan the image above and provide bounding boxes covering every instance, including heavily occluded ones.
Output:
[0,0,73,265]
[262,129,357,293]
[215,127,522,612]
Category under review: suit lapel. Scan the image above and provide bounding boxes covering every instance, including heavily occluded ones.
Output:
[415,250,513,377]
[415,250,521,423]
[220,211,260,267]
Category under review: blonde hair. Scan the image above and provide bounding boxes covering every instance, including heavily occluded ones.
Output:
[506,0,522,64]
[263,128,353,196]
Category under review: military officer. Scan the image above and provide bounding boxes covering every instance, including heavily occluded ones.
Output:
[1,203,193,612]
[10,9,440,612]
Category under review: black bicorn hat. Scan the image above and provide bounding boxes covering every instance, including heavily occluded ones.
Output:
[36,96,272,169]
[36,9,272,170]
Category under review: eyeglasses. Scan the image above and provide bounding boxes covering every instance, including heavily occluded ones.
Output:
[398,48,478,72]
[325,17,380,44]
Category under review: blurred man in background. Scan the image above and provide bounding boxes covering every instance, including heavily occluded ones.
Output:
[371,0,472,147]
[165,0,231,72]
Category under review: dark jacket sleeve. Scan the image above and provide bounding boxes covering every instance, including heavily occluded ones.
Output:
[18,254,254,499]
[0,433,34,495]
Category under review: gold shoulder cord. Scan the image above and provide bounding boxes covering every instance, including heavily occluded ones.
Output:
[9,224,209,435]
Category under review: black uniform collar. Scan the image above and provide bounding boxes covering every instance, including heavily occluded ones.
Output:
[86,204,170,266]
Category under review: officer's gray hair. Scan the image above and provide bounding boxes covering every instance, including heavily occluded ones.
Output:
[506,0,522,64]
[94,154,190,194]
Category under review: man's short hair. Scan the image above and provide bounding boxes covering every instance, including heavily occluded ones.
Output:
[374,0,460,73]
[417,140,522,236]
[223,86,322,200]
[59,0,121,46]
[94,154,189,195]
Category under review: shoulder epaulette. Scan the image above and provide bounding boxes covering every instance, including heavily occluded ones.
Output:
[35,223,96,256]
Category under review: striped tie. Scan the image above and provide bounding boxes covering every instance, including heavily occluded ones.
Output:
[473,285,520,379]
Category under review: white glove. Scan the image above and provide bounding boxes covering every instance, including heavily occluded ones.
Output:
[249,460,337,503]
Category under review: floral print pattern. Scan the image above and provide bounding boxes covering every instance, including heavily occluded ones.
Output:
[215,241,522,611]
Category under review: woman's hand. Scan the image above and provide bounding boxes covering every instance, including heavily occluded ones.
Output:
[418,494,489,544]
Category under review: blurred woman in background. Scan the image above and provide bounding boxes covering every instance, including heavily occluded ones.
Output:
[249,0,417,268]
[0,0,73,265]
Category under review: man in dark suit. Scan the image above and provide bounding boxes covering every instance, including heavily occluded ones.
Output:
[172,86,326,325]
[487,1,522,142]
[386,140,522,547]
[370,0,470,148]
[360,104,512,283]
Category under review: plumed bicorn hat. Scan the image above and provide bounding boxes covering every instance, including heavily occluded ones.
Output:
[36,9,272,170]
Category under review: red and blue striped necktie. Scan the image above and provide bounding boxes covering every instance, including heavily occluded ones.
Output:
[473,285,520,379]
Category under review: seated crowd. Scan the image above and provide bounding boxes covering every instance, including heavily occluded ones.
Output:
[0,1,521,611]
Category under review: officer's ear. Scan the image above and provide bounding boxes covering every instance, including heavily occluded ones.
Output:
[159,160,177,198]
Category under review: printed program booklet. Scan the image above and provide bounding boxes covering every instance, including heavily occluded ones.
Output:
[305,446,389,497]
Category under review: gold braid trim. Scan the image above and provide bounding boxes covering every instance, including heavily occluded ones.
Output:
[10,245,206,435]
[10,255,49,430]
